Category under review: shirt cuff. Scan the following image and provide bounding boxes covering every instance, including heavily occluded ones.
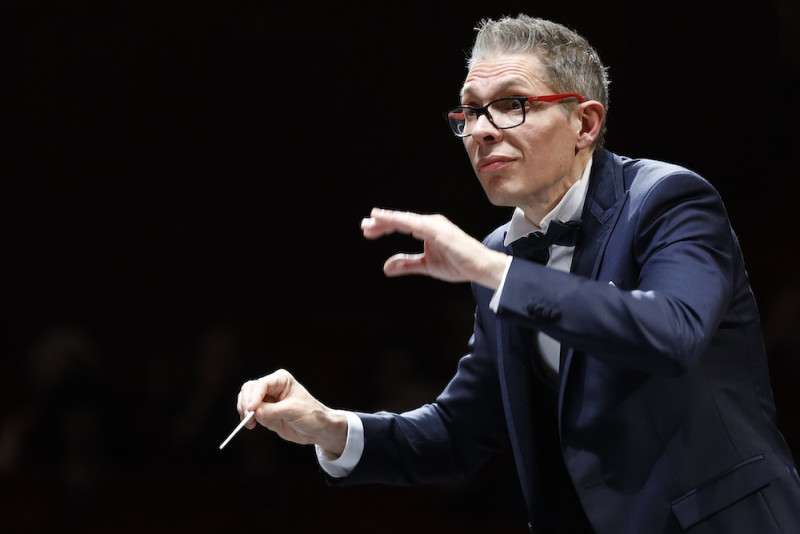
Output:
[315,410,364,478]
[489,256,514,312]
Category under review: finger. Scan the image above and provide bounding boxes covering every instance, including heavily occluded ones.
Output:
[237,380,261,417]
[360,217,387,239]
[235,388,259,430]
[370,208,419,231]
[363,209,432,240]
[237,381,259,428]
[361,212,405,239]
[244,409,258,429]
[383,253,427,277]
[245,370,294,412]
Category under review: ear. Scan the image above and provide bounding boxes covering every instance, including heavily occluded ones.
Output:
[575,101,606,150]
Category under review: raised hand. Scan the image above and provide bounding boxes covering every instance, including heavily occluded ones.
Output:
[361,208,507,290]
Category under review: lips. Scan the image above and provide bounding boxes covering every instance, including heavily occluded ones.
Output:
[477,154,515,173]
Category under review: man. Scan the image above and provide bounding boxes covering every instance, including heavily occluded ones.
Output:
[236,15,800,533]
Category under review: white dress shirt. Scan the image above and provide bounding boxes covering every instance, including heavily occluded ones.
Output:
[317,159,593,477]
[490,157,591,380]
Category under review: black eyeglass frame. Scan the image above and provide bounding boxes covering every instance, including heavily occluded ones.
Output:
[445,93,586,137]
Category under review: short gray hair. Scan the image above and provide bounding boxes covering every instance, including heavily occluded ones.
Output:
[468,15,610,147]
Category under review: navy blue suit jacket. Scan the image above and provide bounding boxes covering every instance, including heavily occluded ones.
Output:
[337,150,800,533]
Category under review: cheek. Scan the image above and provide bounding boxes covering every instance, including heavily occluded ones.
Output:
[527,126,571,159]
[462,137,474,155]
[463,140,479,166]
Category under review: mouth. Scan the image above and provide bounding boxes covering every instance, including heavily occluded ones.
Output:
[477,155,515,173]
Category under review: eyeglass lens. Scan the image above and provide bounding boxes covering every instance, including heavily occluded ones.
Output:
[447,98,526,136]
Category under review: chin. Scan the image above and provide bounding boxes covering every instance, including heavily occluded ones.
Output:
[479,177,511,205]
[481,181,517,207]
[483,189,518,209]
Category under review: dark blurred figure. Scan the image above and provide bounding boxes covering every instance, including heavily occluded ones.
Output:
[0,323,119,528]
[168,322,247,469]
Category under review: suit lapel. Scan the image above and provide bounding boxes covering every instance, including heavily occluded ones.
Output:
[570,149,627,280]
[559,150,628,406]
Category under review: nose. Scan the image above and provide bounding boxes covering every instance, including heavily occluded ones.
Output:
[470,113,502,144]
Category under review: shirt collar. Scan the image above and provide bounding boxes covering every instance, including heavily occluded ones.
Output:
[504,157,593,246]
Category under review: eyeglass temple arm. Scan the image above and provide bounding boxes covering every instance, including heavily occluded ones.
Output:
[528,93,586,103]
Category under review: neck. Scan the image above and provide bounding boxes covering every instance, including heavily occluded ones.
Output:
[523,149,593,226]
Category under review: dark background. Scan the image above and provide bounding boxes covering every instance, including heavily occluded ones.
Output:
[3,1,799,532]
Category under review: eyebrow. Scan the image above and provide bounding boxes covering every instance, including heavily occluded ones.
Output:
[460,77,531,101]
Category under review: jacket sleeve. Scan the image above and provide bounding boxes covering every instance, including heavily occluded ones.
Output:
[497,168,740,376]
[332,302,510,487]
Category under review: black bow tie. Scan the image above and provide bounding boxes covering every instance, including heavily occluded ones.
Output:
[509,219,582,264]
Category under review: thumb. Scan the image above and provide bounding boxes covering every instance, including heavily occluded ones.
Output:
[383,253,427,277]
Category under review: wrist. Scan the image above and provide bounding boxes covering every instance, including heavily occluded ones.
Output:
[477,250,509,290]
[317,408,348,459]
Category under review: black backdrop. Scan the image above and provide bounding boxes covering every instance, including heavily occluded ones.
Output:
[3,1,800,532]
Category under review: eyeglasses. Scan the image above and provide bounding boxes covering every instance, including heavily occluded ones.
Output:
[445,94,586,137]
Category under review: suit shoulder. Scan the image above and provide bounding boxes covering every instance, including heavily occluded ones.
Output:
[621,156,718,201]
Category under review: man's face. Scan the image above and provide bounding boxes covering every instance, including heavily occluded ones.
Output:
[461,53,585,221]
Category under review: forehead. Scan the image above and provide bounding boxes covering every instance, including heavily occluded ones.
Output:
[461,53,550,101]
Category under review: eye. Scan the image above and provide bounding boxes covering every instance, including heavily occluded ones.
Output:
[493,98,525,114]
